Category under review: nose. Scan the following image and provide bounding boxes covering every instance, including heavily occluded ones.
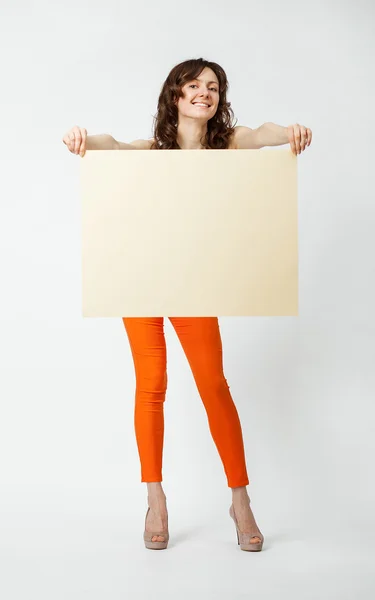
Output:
[199,91,210,102]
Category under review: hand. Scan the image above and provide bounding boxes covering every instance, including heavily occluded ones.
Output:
[287,124,312,155]
[62,125,87,157]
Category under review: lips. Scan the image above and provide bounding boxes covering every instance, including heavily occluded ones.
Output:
[192,102,211,107]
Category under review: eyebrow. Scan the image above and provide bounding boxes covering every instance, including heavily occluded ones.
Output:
[193,78,219,86]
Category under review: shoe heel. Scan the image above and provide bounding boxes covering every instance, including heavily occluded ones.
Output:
[229,505,240,545]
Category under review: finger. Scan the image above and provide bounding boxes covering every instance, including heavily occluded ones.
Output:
[67,132,76,152]
[300,127,307,151]
[73,126,82,154]
[79,128,87,156]
[63,132,73,150]
[287,125,297,155]
[304,128,310,149]
[306,128,312,146]
[68,131,76,152]
[294,124,301,154]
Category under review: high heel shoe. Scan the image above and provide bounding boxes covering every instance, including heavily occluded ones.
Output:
[143,497,169,550]
[229,497,264,552]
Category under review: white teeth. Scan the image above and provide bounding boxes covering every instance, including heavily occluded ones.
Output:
[193,103,209,107]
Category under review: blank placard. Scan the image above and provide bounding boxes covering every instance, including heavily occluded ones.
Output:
[80,148,298,317]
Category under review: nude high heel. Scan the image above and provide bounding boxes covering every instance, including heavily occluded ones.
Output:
[143,496,169,550]
[229,497,264,552]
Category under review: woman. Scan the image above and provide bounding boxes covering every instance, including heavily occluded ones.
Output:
[62,57,312,552]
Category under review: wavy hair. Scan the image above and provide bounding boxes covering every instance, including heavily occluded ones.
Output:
[150,58,237,150]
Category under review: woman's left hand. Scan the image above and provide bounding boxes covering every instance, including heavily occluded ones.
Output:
[287,124,312,155]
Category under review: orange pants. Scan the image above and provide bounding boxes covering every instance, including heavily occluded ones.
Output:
[122,317,249,488]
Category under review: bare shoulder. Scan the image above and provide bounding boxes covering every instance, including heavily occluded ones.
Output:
[230,126,261,149]
[228,129,238,149]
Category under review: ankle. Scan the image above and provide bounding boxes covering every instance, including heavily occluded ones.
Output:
[231,486,250,503]
[147,482,166,505]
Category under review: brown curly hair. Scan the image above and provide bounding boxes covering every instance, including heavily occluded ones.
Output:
[150,58,238,150]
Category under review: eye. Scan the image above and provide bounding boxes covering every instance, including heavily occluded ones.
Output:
[189,84,218,92]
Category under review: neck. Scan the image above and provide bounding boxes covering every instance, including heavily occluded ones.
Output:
[176,118,208,149]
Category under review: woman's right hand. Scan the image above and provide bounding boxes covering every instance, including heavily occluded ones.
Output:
[62,126,87,157]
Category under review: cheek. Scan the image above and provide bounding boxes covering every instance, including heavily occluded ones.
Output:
[180,96,193,107]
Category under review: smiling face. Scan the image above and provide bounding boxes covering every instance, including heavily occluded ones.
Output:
[175,66,220,123]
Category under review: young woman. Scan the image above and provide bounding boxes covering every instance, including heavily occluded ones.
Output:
[62,57,312,552]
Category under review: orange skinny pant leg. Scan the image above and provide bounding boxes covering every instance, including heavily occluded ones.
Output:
[122,317,167,482]
[169,317,249,488]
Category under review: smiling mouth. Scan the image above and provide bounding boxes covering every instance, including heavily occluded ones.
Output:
[192,103,211,108]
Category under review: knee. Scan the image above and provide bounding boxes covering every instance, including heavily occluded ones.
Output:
[136,370,168,399]
[199,373,230,396]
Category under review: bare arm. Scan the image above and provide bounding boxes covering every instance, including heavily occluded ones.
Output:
[85,134,118,150]
[85,135,154,150]
[114,138,154,150]
[63,126,154,156]
[233,123,288,149]
[256,122,289,147]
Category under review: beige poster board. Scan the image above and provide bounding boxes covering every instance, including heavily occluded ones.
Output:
[80,148,298,317]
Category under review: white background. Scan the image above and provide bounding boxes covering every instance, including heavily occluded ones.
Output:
[0,0,374,598]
